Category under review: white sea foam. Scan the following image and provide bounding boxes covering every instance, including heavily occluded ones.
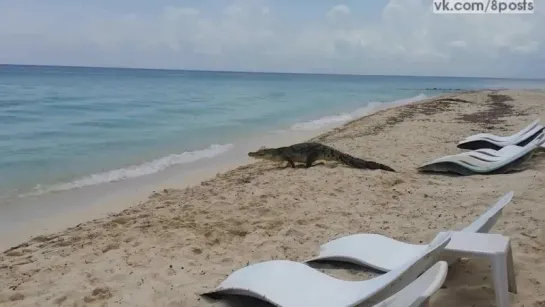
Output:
[21,93,430,197]
[28,143,234,195]
[288,93,429,131]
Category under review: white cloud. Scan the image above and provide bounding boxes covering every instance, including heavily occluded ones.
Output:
[327,4,351,19]
[0,0,543,77]
[512,41,539,54]
[448,40,467,48]
[164,7,200,20]
[225,5,245,17]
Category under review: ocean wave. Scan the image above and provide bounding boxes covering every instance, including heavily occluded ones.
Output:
[19,93,429,197]
[288,93,429,131]
[27,143,234,195]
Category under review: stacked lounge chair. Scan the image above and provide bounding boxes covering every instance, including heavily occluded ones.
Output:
[203,232,453,307]
[457,119,544,150]
[202,193,517,307]
[305,192,517,307]
[418,119,545,175]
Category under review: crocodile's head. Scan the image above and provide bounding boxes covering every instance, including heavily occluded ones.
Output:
[248,146,284,161]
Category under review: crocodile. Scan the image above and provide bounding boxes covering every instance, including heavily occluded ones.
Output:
[248,142,396,172]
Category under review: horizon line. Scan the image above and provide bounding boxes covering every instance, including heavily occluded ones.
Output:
[1,63,544,81]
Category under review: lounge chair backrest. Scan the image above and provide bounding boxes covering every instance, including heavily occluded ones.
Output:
[510,119,541,139]
[460,119,542,145]
[357,232,453,306]
[462,191,514,233]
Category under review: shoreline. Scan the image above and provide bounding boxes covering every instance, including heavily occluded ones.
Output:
[0,129,320,252]
[2,92,430,201]
[0,92,433,252]
[2,89,545,307]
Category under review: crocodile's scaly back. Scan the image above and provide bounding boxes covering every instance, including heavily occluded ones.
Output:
[249,142,395,172]
[309,143,396,172]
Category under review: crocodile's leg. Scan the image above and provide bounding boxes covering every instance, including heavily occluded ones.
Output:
[305,152,319,168]
[286,157,296,168]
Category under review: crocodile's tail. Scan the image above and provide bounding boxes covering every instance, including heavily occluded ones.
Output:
[335,151,396,172]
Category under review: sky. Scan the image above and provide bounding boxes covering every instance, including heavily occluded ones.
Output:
[0,0,544,78]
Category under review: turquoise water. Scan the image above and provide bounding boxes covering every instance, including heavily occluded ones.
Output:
[1,64,544,200]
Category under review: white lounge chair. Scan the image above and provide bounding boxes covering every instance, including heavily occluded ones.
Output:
[457,119,544,150]
[418,131,545,175]
[306,191,513,271]
[305,192,517,307]
[308,232,517,307]
[202,232,453,307]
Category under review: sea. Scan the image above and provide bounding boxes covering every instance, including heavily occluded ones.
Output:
[1,64,545,227]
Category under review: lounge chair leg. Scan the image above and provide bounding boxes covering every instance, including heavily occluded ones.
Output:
[491,253,511,307]
[506,243,518,294]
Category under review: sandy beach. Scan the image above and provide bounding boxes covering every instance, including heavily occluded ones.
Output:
[1,89,545,307]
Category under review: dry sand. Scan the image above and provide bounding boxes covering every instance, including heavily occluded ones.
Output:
[1,89,545,307]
